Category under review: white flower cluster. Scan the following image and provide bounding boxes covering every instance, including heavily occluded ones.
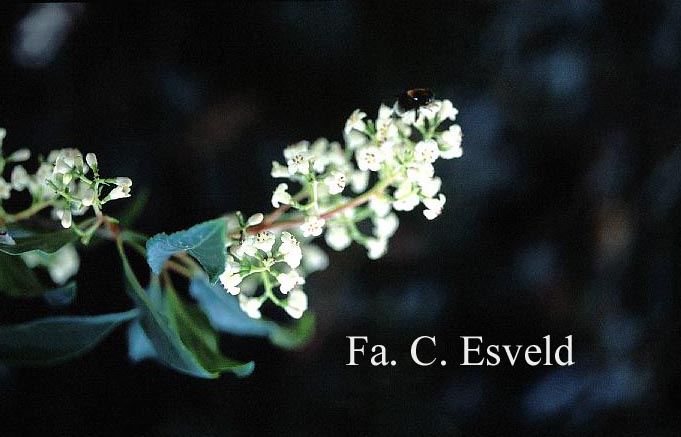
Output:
[46,149,133,228]
[269,98,462,261]
[221,96,462,320]
[0,128,133,230]
[219,212,328,320]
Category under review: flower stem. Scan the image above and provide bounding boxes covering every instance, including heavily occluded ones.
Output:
[249,177,393,234]
[3,200,56,223]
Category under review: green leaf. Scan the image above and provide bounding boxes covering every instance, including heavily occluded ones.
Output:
[119,242,253,378]
[189,276,315,350]
[146,218,227,284]
[0,228,77,256]
[0,252,45,297]
[165,283,254,377]
[269,312,316,349]
[0,309,138,366]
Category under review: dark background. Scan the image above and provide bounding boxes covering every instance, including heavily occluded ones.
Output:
[1,2,680,435]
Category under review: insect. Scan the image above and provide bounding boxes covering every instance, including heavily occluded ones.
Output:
[394,88,434,116]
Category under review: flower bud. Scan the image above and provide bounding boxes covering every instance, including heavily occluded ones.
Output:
[86,153,98,169]
[81,188,96,207]
[284,289,308,319]
[115,177,132,188]
[60,209,72,229]
[10,165,29,191]
[74,154,84,170]
[247,213,264,226]
[109,185,131,200]
[54,157,71,175]
[7,148,31,163]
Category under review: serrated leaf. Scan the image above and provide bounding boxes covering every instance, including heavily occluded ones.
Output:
[0,309,138,366]
[189,275,315,350]
[0,228,77,256]
[119,242,253,378]
[146,218,227,284]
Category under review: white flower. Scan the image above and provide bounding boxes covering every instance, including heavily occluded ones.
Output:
[0,178,12,200]
[373,213,399,239]
[219,270,243,295]
[284,289,308,319]
[439,124,463,159]
[271,161,290,178]
[326,141,348,167]
[356,146,384,172]
[346,171,367,194]
[302,244,329,272]
[414,139,440,163]
[324,171,346,195]
[47,244,80,285]
[74,154,85,172]
[407,162,435,184]
[115,177,133,188]
[400,109,417,125]
[375,117,399,144]
[277,270,305,294]
[311,139,348,173]
[81,188,96,207]
[344,129,368,149]
[392,182,420,211]
[10,165,30,191]
[247,213,264,226]
[53,156,72,175]
[108,185,131,200]
[230,237,258,258]
[0,128,5,145]
[284,141,310,175]
[278,232,302,268]
[344,109,367,135]
[419,100,442,119]
[271,183,292,208]
[377,104,393,121]
[62,172,73,185]
[300,216,325,237]
[366,238,388,260]
[418,176,442,198]
[6,148,31,163]
[423,194,446,220]
[254,231,275,253]
[287,154,309,175]
[325,223,352,251]
[239,295,263,319]
[438,99,458,121]
[85,153,98,170]
[56,208,73,228]
[369,196,392,217]
[34,163,53,188]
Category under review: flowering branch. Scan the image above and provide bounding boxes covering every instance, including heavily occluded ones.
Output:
[217,97,463,319]
[0,94,464,377]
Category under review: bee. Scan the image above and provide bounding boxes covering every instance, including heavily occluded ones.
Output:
[394,88,434,116]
